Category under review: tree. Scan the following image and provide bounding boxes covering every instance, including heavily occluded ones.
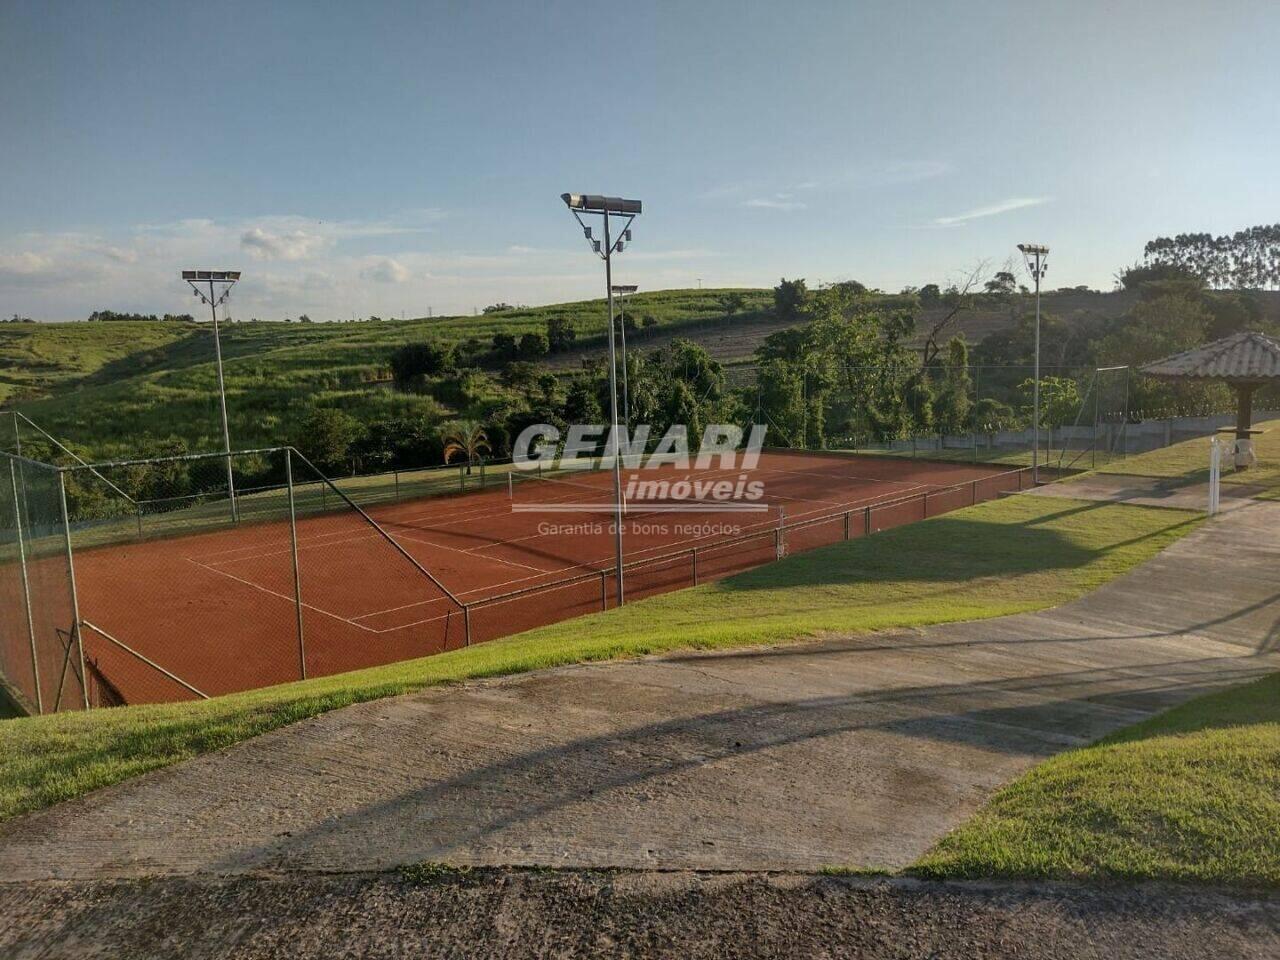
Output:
[389,341,451,389]
[491,332,518,360]
[933,337,974,435]
[563,376,603,425]
[546,316,576,352]
[1019,376,1081,429]
[296,407,361,474]
[641,314,659,338]
[918,283,942,306]
[719,291,747,327]
[299,313,313,323]
[983,271,1017,296]
[919,261,991,367]
[518,331,549,359]
[773,277,809,322]
[483,303,515,314]
[755,360,805,447]
[441,420,491,474]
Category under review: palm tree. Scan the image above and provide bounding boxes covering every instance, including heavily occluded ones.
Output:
[441,420,491,475]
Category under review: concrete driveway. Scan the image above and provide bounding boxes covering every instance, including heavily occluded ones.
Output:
[2,498,1278,880]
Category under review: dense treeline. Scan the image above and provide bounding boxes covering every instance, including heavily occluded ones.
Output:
[1132,223,1280,290]
[87,310,196,323]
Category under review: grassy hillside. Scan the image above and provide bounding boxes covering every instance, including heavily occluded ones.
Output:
[3,288,771,459]
[8,284,1251,462]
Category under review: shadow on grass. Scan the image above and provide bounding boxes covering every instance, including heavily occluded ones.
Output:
[713,500,1199,593]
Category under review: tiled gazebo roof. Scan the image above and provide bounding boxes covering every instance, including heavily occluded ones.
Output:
[1141,331,1280,383]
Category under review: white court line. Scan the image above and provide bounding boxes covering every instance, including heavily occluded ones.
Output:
[186,558,380,634]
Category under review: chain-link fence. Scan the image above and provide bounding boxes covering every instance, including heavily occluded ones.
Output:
[4,391,1271,714]
[0,454,86,714]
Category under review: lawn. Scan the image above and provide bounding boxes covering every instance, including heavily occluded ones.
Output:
[0,492,1197,822]
[1093,413,1280,494]
[915,672,1280,887]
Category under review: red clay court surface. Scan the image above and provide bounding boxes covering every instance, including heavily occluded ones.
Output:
[72,452,1028,705]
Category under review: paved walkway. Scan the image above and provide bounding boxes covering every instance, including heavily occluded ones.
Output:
[3,498,1279,880]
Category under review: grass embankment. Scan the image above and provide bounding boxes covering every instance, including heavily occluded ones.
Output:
[1093,414,1280,495]
[916,673,1280,887]
[0,493,1196,822]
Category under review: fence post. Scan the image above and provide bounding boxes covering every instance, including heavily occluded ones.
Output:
[58,471,89,710]
[463,604,472,646]
[843,510,850,540]
[864,504,872,535]
[394,469,400,501]
[136,506,144,539]
[691,547,698,586]
[285,451,307,680]
[10,464,42,714]
[971,480,978,506]
[600,569,608,610]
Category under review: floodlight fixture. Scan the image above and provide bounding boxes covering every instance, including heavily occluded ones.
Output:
[561,193,642,215]
[560,191,643,605]
[183,268,242,520]
[1016,243,1051,483]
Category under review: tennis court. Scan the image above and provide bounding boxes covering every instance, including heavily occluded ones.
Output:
[68,452,1029,704]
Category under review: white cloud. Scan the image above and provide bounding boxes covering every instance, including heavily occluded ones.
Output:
[0,251,55,277]
[742,197,807,212]
[240,227,331,261]
[932,197,1049,226]
[359,257,411,283]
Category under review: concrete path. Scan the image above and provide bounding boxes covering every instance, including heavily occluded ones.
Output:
[3,499,1279,881]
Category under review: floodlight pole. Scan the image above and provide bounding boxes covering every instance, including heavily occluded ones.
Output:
[562,194,640,607]
[611,284,638,430]
[207,279,237,519]
[184,271,240,521]
[602,210,626,606]
[1018,244,1049,484]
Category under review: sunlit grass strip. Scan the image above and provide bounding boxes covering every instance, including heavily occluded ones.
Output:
[0,494,1198,822]
[915,672,1280,887]
[1093,413,1280,490]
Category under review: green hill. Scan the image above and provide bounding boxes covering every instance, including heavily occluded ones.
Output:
[1,288,771,459]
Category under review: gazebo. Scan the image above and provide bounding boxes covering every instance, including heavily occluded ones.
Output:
[1141,330,1280,469]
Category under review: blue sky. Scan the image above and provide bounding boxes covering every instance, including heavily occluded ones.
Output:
[2,0,1277,321]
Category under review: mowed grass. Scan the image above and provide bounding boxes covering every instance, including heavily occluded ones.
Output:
[915,672,1280,887]
[1093,412,1280,493]
[0,493,1197,822]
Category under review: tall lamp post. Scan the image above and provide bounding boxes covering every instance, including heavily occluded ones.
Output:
[611,283,638,429]
[1017,244,1049,484]
[183,269,241,520]
[561,193,641,606]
